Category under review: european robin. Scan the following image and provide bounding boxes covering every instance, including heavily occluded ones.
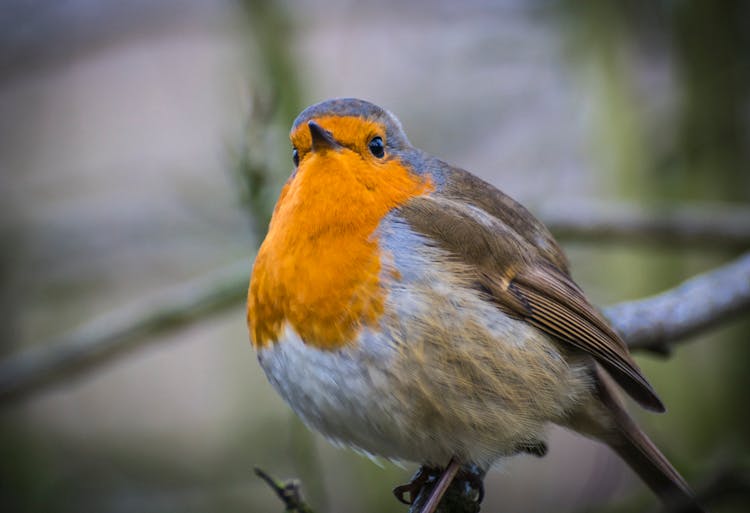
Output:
[247,98,703,512]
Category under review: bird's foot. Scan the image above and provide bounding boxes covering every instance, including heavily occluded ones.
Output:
[455,463,486,503]
[394,460,485,513]
[393,465,442,505]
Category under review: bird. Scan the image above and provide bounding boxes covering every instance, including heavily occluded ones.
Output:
[247,98,704,512]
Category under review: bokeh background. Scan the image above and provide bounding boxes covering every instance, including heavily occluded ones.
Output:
[1,1,748,512]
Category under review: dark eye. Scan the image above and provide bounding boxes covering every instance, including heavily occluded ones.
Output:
[368,136,385,158]
[292,148,299,167]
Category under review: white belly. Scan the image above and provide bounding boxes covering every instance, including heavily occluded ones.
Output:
[256,241,595,467]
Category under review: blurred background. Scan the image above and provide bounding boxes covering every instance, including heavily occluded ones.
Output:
[1,1,748,512]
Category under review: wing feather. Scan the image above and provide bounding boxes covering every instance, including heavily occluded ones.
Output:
[398,192,665,412]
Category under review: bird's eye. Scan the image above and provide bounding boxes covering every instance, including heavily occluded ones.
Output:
[368,136,385,158]
[292,148,299,167]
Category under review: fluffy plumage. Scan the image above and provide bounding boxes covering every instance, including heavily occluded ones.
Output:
[248,98,704,512]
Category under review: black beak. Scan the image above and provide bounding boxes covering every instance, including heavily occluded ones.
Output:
[308,121,339,151]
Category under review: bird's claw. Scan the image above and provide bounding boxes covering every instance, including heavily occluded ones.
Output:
[393,466,441,505]
[393,463,486,506]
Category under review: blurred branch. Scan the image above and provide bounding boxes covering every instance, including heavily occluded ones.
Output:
[605,251,750,356]
[537,201,750,249]
[688,463,750,512]
[234,88,283,236]
[235,0,303,237]
[0,261,249,404]
[636,461,750,513]
[0,251,748,408]
[0,232,747,408]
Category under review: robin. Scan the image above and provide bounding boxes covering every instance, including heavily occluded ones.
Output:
[247,98,703,512]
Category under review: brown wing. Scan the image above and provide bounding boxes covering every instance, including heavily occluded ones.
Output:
[440,165,571,274]
[398,193,665,412]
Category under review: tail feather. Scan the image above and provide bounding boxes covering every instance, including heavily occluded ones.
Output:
[594,367,705,513]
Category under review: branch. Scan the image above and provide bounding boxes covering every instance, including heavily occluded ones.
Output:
[0,261,249,404]
[1,251,749,407]
[604,251,750,356]
[255,467,317,513]
[537,201,750,249]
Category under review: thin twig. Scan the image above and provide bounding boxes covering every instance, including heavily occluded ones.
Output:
[419,458,460,513]
[254,467,316,513]
[406,462,483,513]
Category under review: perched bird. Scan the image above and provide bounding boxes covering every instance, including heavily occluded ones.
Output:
[247,98,703,512]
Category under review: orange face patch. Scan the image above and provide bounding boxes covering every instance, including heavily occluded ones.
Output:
[289,115,384,162]
[248,116,433,350]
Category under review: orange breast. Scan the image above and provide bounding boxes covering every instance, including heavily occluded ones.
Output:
[248,139,433,350]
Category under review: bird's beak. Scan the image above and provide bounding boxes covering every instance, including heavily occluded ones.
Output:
[308,121,339,151]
